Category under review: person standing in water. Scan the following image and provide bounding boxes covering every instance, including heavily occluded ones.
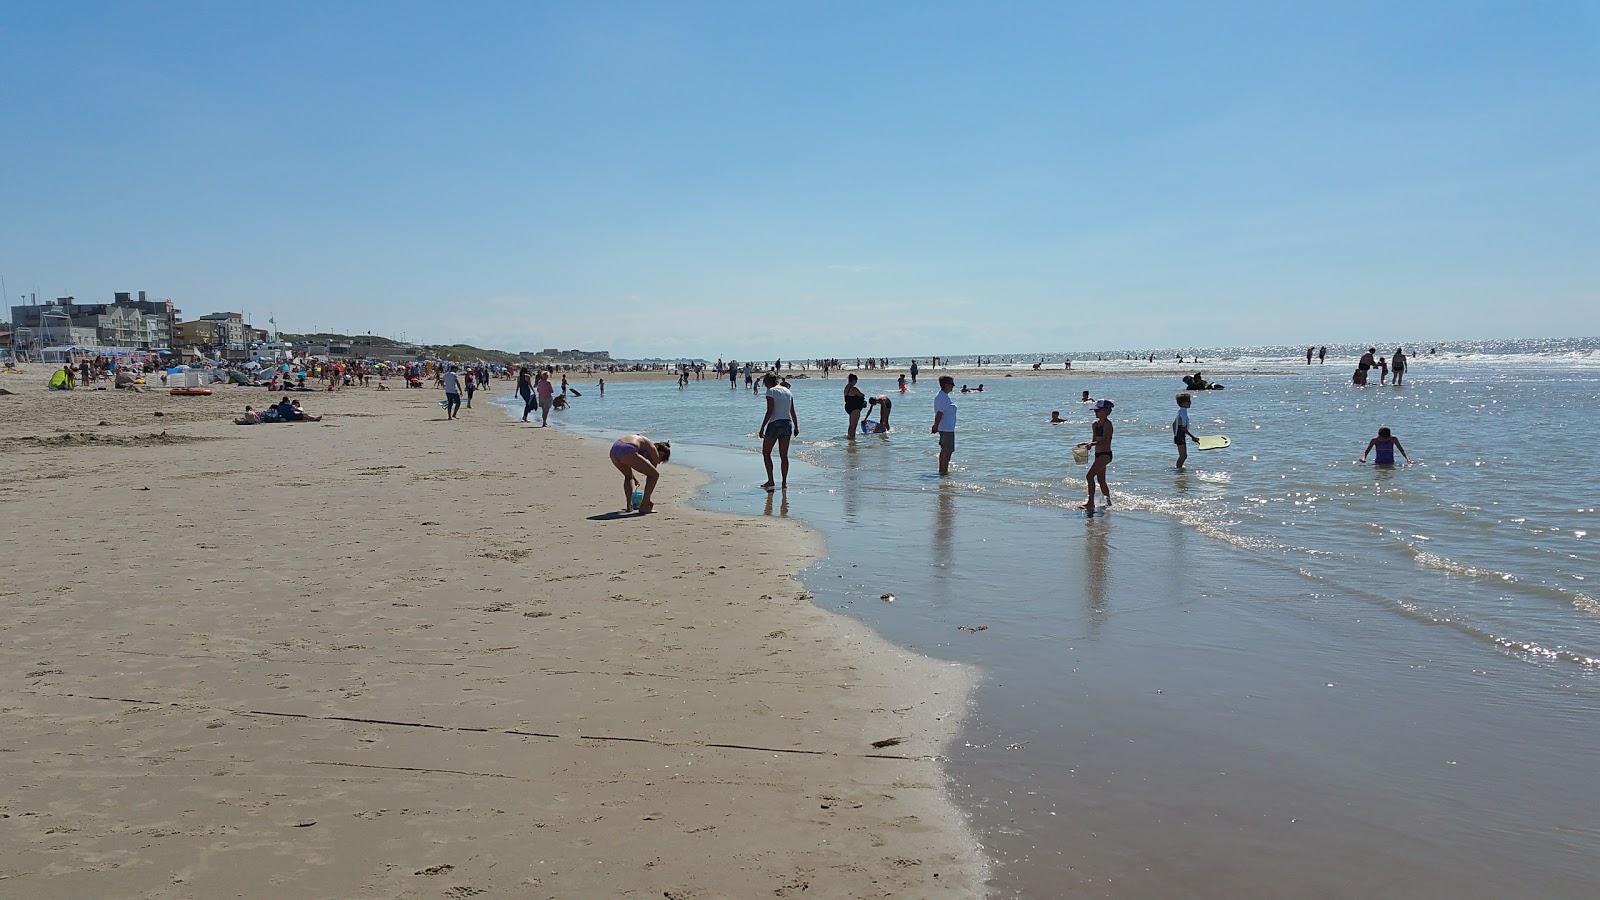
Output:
[1360,426,1410,466]
[910,359,919,385]
[1080,399,1114,510]
[1391,347,1407,386]
[758,373,798,491]
[931,375,957,475]
[1319,346,1327,364]
[1172,392,1199,469]
[844,373,867,439]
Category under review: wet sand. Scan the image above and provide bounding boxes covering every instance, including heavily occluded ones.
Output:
[0,380,982,897]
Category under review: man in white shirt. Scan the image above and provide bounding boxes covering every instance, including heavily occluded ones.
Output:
[931,375,957,475]
[441,365,463,420]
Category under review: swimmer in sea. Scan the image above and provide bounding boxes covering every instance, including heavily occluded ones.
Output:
[863,395,892,432]
[1080,390,1092,403]
[609,434,671,513]
[1360,426,1410,466]
[1050,410,1067,424]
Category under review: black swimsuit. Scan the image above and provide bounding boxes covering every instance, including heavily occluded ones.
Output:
[844,393,866,412]
[1093,420,1112,459]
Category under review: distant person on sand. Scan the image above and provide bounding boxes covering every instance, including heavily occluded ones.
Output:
[441,365,463,420]
[844,373,867,439]
[1172,392,1199,469]
[516,367,535,421]
[864,395,892,432]
[609,434,670,514]
[235,405,260,425]
[1361,426,1410,466]
[1080,399,1114,510]
[758,373,798,491]
[932,375,957,475]
[535,371,555,426]
[1391,347,1407,386]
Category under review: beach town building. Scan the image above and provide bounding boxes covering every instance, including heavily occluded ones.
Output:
[8,291,179,354]
[175,312,247,350]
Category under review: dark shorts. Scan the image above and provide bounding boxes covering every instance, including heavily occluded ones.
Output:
[1174,434,1186,446]
[763,419,793,440]
[445,392,461,408]
[938,430,955,452]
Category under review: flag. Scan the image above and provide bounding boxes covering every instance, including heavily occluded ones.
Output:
[268,317,275,324]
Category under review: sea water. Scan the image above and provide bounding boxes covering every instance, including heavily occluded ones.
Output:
[499,342,1600,897]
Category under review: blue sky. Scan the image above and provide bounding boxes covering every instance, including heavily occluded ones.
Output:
[3,1,1595,358]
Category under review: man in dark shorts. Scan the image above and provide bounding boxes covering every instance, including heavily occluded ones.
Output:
[931,376,957,475]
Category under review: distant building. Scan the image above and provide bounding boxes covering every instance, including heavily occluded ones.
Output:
[8,291,178,352]
[175,319,225,347]
[197,311,246,348]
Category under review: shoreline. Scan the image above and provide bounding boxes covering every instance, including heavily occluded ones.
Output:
[0,384,986,896]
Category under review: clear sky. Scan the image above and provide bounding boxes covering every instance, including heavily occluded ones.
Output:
[3,1,1595,358]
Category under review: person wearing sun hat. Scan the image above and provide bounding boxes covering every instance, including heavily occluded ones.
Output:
[1079,399,1115,511]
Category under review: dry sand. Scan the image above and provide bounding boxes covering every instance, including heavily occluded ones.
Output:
[0,375,984,898]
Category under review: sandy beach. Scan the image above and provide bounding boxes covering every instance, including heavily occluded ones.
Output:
[0,380,983,897]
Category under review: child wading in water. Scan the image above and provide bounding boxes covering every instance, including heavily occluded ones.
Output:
[1360,426,1411,466]
[1173,392,1199,468]
[1079,399,1114,510]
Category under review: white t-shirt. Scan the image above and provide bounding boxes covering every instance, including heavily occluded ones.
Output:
[934,390,957,431]
[1173,407,1190,436]
[766,385,794,421]
[441,371,461,393]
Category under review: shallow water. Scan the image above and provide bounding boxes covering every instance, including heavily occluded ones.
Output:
[499,349,1600,896]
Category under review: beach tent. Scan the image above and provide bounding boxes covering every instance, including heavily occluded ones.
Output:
[48,369,70,390]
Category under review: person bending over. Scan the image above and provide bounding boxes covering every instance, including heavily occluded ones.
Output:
[609,435,670,513]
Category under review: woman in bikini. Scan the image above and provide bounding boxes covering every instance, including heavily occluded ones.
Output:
[1080,399,1114,511]
[608,434,671,513]
[863,395,892,432]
